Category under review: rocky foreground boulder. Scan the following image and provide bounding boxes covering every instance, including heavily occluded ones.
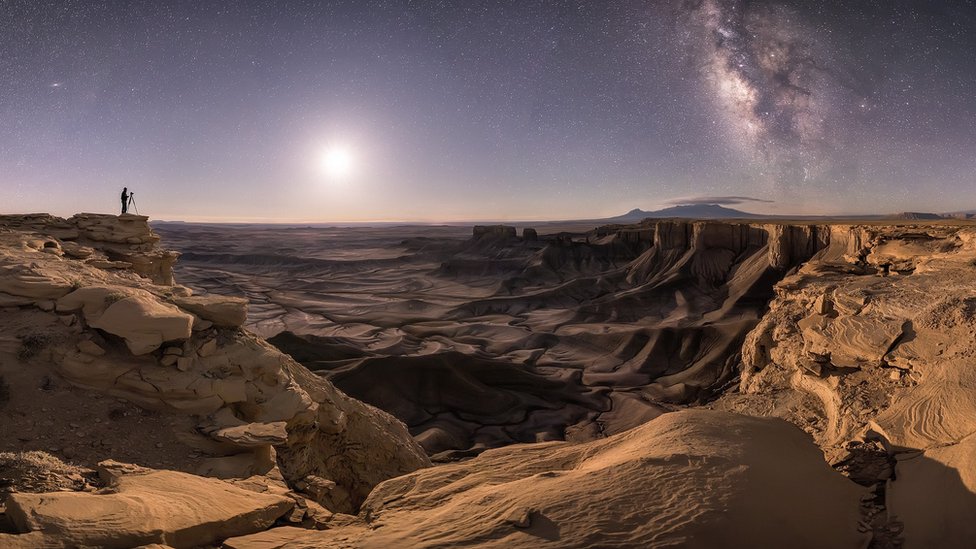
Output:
[3,460,294,548]
[224,410,867,548]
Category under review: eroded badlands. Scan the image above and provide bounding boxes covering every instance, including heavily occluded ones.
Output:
[0,213,974,547]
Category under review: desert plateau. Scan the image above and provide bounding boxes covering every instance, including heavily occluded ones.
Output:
[5,0,976,546]
[0,212,973,547]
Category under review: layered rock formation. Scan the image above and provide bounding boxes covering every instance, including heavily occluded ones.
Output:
[6,215,974,547]
[0,213,178,285]
[0,214,430,546]
[716,223,976,546]
[472,225,518,241]
[3,461,294,548]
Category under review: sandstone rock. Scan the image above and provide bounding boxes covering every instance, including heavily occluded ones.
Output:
[174,295,248,327]
[0,292,33,307]
[1,215,431,528]
[888,433,976,548]
[24,237,63,255]
[295,475,338,502]
[60,241,94,259]
[86,259,133,270]
[197,338,218,357]
[160,355,178,367]
[76,340,105,356]
[503,506,534,528]
[57,286,131,317]
[192,317,214,331]
[812,293,833,315]
[260,411,867,548]
[213,378,248,403]
[120,250,179,286]
[0,532,55,549]
[223,527,318,549]
[210,422,289,447]
[3,462,294,548]
[274,362,431,513]
[68,213,158,246]
[0,265,73,299]
[170,286,193,297]
[522,228,538,241]
[87,294,193,355]
[196,450,277,480]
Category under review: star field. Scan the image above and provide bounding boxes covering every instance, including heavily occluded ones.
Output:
[2,0,975,221]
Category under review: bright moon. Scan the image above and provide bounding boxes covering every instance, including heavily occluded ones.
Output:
[321,147,353,178]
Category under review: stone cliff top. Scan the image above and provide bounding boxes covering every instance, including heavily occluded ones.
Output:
[0,213,431,547]
[0,213,174,285]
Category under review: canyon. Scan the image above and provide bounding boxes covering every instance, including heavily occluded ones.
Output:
[0,213,973,547]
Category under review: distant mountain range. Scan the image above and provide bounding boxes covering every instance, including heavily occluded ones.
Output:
[600,205,976,223]
[604,204,769,222]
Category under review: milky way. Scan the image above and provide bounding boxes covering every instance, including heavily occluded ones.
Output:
[684,0,861,185]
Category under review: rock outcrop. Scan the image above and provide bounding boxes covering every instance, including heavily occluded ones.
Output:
[223,411,867,548]
[718,223,976,546]
[58,286,194,355]
[0,214,430,537]
[3,461,294,548]
[172,294,248,327]
[472,225,517,240]
[0,213,178,285]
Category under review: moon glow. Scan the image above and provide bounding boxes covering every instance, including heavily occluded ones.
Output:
[321,147,353,178]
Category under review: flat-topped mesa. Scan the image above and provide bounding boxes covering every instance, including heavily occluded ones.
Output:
[0,213,178,285]
[594,224,656,251]
[472,224,517,240]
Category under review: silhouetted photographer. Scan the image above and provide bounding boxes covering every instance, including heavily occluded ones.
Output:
[120,187,139,215]
[121,187,129,214]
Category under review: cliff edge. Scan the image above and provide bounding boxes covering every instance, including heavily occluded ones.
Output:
[0,214,430,547]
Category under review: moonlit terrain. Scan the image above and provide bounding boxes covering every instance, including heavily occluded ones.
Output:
[3,1,976,547]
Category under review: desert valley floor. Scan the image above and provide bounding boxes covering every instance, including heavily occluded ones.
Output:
[1,213,975,547]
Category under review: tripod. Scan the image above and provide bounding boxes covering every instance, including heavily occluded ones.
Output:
[128,193,140,215]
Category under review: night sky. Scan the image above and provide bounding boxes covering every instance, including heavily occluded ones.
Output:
[3,1,976,222]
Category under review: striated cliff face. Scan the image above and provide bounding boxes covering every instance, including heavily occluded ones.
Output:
[0,214,430,546]
[623,220,830,277]
[0,213,179,285]
[716,223,976,547]
[266,220,843,456]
